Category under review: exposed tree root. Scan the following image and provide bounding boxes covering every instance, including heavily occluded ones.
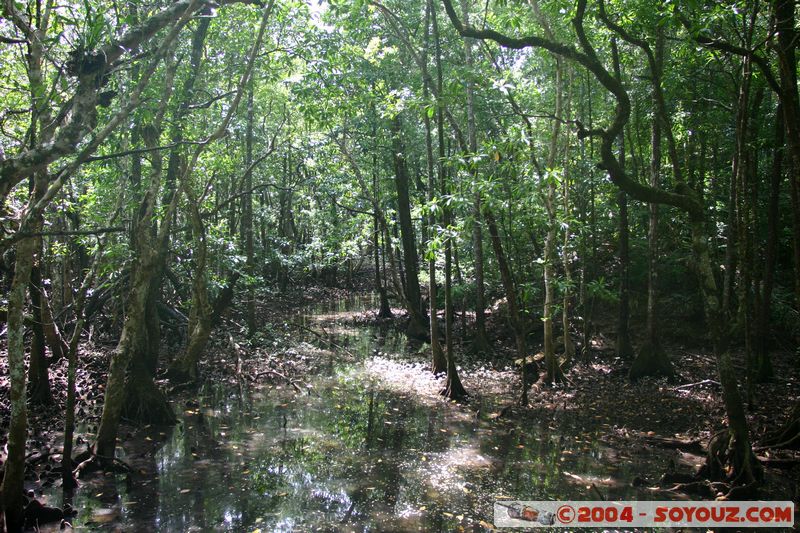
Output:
[74,451,132,478]
[121,375,176,425]
[658,426,764,499]
[700,429,763,483]
[440,361,468,402]
[761,401,800,450]
[640,432,705,454]
[24,497,72,529]
[629,340,674,381]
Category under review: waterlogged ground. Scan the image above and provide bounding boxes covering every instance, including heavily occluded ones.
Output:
[41,297,697,532]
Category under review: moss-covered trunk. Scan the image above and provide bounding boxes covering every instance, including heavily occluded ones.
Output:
[1,234,36,532]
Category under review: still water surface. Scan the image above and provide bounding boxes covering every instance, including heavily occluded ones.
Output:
[45,297,673,531]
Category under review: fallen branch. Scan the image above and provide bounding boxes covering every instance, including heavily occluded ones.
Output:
[755,454,800,469]
[639,432,705,454]
[590,483,606,501]
[671,379,720,391]
[290,321,359,360]
[257,368,303,393]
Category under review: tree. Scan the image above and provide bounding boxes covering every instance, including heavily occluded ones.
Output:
[441,0,761,485]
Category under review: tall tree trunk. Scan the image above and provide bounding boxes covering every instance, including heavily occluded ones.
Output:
[63,207,115,487]
[243,82,256,336]
[773,0,800,310]
[391,116,428,339]
[485,210,529,403]
[543,59,566,384]
[1,233,37,532]
[95,241,176,460]
[560,70,576,363]
[753,105,783,382]
[433,0,466,399]
[459,0,490,354]
[582,72,596,359]
[166,190,212,383]
[372,118,392,318]
[2,13,55,523]
[611,38,633,360]
[423,0,445,373]
[28,260,53,405]
[629,29,673,381]
[691,218,761,484]
[124,122,171,410]
[374,200,392,318]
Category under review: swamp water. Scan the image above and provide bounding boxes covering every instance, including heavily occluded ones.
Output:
[44,297,679,532]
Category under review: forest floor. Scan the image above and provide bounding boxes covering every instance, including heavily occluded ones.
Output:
[1,279,799,525]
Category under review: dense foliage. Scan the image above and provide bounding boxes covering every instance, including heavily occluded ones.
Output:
[1,0,799,529]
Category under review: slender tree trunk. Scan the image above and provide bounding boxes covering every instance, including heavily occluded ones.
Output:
[374,205,392,318]
[754,105,783,382]
[166,191,211,382]
[2,18,54,524]
[459,0,490,354]
[485,210,529,402]
[560,73,576,363]
[583,72,595,358]
[371,119,392,318]
[434,0,466,399]
[611,38,633,360]
[773,0,800,310]
[63,212,112,487]
[629,30,673,380]
[28,260,53,405]
[243,82,256,336]
[391,116,428,339]
[423,1,446,373]
[1,233,37,531]
[543,59,566,384]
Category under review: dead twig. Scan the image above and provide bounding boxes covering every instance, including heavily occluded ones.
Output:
[290,321,359,360]
[671,379,720,391]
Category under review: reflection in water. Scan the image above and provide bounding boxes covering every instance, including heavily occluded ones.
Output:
[44,296,674,531]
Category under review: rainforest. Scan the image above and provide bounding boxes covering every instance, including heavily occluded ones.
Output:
[1,0,799,531]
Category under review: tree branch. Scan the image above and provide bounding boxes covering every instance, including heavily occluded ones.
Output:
[438,0,703,218]
[672,7,780,94]
[17,226,126,239]
[83,141,201,162]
